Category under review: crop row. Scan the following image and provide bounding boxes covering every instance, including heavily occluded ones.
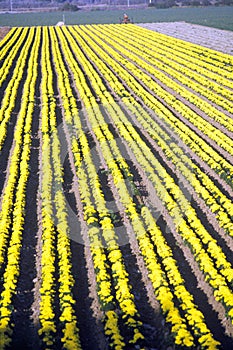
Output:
[0,24,233,349]
[0,26,40,347]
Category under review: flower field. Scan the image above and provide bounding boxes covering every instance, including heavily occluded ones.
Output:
[0,23,233,349]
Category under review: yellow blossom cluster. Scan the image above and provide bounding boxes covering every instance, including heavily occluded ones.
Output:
[0,28,34,150]
[0,27,41,349]
[0,27,18,53]
[0,28,27,87]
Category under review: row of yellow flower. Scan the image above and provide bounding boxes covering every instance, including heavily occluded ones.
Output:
[96,24,233,114]
[0,27,20,59]
[0,28,35,152]
[49,26,121,349]
[87,24,233,153]
[0,28,27,87]
[52,25,128,348]
[58,25,222,348]
[153,106,232,233]
[126,24,233,79]
[74,21,232,292]
[39,26,81,349]
[90,112,220,348]
[0,26,41,349]
[53,23,139,348]
[110,24,233,90]
[1,23,231,348]
[53,25,145,347]
[109,99,233,322]
[110,90,233,239]
[71,20,232,326]
[73,24,233,234]
[62,25,198,347]
[72,23,229,246]
[0,26,38,265]
[80,25,233,185]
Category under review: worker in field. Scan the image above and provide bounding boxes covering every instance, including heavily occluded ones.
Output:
[123,13,129,24]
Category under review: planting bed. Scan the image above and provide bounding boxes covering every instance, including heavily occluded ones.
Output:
[0,23,233,349]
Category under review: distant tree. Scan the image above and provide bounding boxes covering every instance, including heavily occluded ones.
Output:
[201,0,211,5]
[220,0,233,4]
[148,0,176,8]
[61,1,80,10]
[191,0,201,5]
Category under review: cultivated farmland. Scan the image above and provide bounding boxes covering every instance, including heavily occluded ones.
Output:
[0,24,233,349]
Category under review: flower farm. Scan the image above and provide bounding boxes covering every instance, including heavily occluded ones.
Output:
[0,23,233,349]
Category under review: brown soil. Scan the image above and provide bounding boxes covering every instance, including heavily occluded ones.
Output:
[0,27,10,41]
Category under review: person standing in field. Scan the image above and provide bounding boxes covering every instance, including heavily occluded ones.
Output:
[123,13,129,23]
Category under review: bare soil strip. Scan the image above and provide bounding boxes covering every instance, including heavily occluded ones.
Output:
[0,27,10,41]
